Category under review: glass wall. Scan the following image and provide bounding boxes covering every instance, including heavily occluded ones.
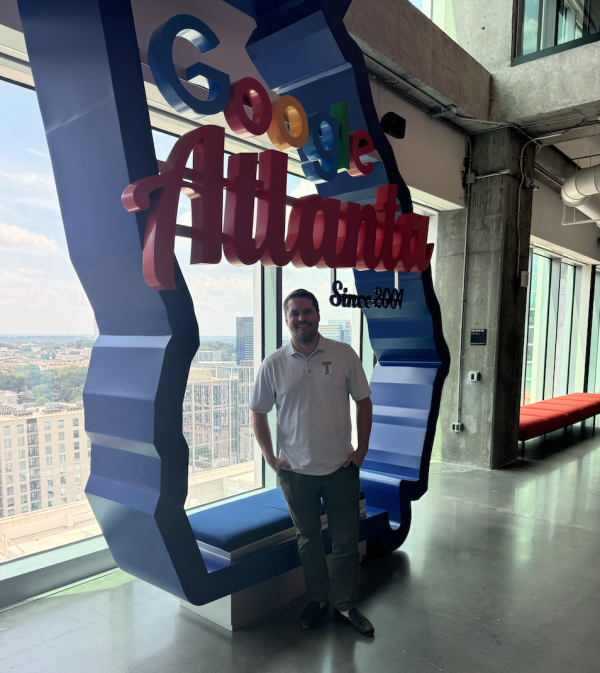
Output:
[0,80,99,561]
[152,132,262,511]
[523,254,552,404]
[522,251,580,405]
[0,79,269,563]
[586,267,600,393]
[553,263,577,396]
[518,0,600,58]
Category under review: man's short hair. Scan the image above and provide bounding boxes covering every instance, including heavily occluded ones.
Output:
[283,289,320,314]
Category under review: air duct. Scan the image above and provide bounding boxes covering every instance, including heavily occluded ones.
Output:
[561,165,600,226]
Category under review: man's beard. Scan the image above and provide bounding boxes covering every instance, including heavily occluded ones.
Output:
[292,324,318,342]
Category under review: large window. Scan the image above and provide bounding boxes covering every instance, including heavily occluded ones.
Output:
[0,80,98,562]
[0,80,267,564]
[523,254,552,404]
[517,0,600,60]
[149,132,264,510]
[553,262,577,396]
[522,251,580,404]
[586,267,600,393]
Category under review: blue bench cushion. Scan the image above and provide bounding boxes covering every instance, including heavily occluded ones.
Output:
[188,488,323,553]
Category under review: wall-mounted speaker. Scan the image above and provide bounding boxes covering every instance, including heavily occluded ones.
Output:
[381,112,406,140]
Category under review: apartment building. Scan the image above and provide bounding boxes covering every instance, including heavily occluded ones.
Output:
[183,366,255,473]
[0,407,90,520]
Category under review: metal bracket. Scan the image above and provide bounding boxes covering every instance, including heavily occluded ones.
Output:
[561,202,598,226]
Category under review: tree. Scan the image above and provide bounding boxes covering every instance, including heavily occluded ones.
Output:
[51,365,88,402]
[75,339,94,349]
[33,383,52,399]
[0,374,20,393]
[35,396,49,406]
[68,386,84,402]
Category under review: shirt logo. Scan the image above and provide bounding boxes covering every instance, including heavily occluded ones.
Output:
[322,361,332,375]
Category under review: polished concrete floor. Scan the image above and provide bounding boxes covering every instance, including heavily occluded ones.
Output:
[2,428,600,673]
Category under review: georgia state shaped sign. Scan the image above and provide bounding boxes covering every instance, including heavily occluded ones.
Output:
[18,0,449,605]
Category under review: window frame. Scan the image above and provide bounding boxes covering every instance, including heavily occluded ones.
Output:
[515,0,600,64]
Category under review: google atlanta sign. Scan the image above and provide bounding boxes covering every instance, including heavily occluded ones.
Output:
[121,14,433,292]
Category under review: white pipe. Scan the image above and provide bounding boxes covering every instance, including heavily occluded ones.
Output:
[561,165,600,226]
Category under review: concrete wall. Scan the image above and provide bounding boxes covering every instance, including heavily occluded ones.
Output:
[491,41,600,125]
[435,0,515,74]
[370,79,467,209]
[345,0,491,120]
[434,128,535,469]
[531,183,600,265]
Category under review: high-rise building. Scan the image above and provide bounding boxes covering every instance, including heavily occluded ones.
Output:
[327,320,352,345]
[318,325,343,342]
[236,317,254,365]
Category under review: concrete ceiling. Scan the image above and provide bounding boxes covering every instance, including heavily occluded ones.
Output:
[554,133,600,168]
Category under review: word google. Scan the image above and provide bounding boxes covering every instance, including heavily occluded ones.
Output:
[122,14,433,291]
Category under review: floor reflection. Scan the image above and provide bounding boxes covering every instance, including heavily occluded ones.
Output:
[1,429,600,673]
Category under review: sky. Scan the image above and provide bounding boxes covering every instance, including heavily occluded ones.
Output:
[0,82,94,335]
[0,81,347,338]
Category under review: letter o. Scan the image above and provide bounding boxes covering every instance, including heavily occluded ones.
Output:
[224,77,272,138]
[267,96,309,151]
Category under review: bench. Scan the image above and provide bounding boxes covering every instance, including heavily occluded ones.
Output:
[519,393,600,456]
[189,488,366,561]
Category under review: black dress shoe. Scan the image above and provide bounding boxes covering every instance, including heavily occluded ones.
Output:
[333,608,374,637]
[299,600,330,629]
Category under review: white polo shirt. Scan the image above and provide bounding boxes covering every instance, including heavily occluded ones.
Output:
[250,335,371,476]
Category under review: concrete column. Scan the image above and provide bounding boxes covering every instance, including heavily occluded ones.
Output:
[434,128,535,469]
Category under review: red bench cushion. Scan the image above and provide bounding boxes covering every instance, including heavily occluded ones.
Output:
[519,414,552,441]
[519,393,599,442]
[520,408,569,434]
[554,394,600,414]
[527,401,588,424]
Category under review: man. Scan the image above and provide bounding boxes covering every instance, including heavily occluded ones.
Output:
[250,288,374,637]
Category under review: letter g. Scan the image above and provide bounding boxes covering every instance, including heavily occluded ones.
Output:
[149,14,230,120]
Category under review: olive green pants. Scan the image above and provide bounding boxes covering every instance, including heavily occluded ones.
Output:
[278,463,360,612]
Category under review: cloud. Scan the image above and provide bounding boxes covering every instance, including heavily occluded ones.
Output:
[15,267,44,276]
[25,148,50,159]
[289,179,318,199]
[179,209,192,227]
[0,222,61,254]
[0,268,90,311]
[186,272,254,334]
[0,169,60,212]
